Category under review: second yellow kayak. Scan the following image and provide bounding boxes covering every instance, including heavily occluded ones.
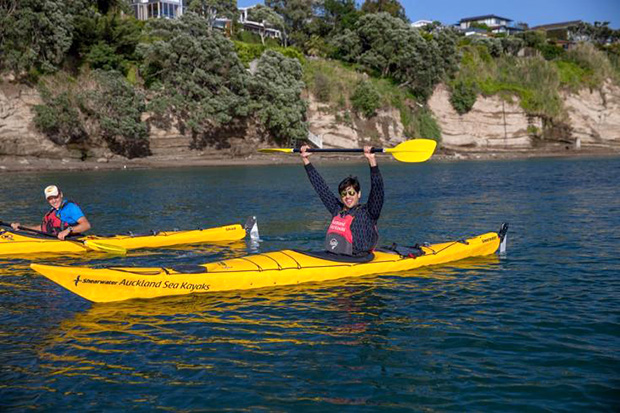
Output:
[0,218,256,257]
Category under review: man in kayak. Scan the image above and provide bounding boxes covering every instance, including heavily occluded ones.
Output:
[300,145,383,257]
[11,185,91,240]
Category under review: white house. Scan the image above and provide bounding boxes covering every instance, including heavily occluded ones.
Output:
[411,20,433,28]
[130,0,184,20]
[458,14,523,36]
[238,5,282,40]
[459,14,512,30]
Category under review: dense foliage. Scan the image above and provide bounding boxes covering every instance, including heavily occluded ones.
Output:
[139,14,251,135]
[83,70,149,158]
[351,81,381,118]
[332,13,459,99]
[1,0,619,157]
[250,50,308,143]
[33,91,87,146]
[0,0,75,75]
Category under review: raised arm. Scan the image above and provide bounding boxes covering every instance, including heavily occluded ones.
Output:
[301,145,342,215]
[364,146,384,220]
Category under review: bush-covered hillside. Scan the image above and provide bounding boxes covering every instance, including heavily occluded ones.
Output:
[1,0,618,158]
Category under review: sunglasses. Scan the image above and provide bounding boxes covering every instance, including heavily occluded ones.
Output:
[340,189,357,197]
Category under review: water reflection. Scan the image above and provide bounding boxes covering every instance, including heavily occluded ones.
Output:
[33,255,502,385]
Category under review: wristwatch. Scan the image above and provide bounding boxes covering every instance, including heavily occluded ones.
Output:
[68,226,74,234]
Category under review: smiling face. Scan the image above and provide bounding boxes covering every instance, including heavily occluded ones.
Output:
[46,193,63,210]
[340,186,361,209]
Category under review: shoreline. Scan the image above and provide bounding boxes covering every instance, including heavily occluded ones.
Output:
[1,147,619,173]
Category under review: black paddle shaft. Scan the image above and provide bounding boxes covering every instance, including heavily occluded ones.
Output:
[0,220,68,239]
[293,148,385,153]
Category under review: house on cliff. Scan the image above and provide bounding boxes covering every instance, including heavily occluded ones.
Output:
[238,6,282,41]
[129,0,184,20]
[457,14,524,36]
[531,20,584,48]
[127,1,282,40]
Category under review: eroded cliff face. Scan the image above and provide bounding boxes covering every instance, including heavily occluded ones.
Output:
[428,83,620,151]
[305,95,406,149]
[563,82,620,148]
[0,82,71,159]
[2,80,620,168]
[428,84,537,149]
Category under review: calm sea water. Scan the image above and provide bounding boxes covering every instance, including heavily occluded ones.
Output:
[0,157,619,411]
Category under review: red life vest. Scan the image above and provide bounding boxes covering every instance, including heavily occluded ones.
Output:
[324,214,354,255]
[41,201,74,235]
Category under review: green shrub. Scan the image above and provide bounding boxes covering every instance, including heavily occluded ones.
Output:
[449,80,478,114]
[351,81,381,118]
[537,43,566,61]
[235,30,263,44]
[527,124,540,137]
[250,51,308,144]
[33,91,86,146]
[81,70,149,158]
[554,60,588,91]
[86,42,124,72]
[564,42,614,89]
[454,48,565,120]
[409,108,441,142]
[313,73,331,102]
[234,41,266,66]
[273,47,306,64]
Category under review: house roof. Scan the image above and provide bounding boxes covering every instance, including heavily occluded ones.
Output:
[531,20,582,31]
[459,14,513,23]
[411,19,433,26]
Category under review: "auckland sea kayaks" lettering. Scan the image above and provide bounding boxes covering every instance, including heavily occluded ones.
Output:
[73,275,209,291]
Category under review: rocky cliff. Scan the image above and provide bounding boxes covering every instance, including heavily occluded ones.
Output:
[2,80,620,171]
[427,83,620,153]
[305,95,406,149]
[563,82,620,148]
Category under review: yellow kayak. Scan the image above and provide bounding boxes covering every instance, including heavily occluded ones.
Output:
[30,224,508,303]
[0,218,256,257]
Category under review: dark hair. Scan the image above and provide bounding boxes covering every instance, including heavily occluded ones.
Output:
[338,175,360,194]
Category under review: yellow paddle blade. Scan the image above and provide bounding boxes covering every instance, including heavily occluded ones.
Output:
[258,148,295,154]
[384,139,437,163]
[83,240,127,255]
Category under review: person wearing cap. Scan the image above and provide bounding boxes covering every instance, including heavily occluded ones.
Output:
[10,185,91,240]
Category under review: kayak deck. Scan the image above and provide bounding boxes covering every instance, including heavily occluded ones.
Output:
[30,227,506,303]
[0,223,247,256]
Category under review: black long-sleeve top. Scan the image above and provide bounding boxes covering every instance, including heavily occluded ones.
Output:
[304,163,384,255]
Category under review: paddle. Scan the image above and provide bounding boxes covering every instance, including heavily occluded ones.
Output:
[259,138,437,163]
[0,221,127,255]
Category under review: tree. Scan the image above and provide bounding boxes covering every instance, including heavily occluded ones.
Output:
[322,0,359,32]
[249,50,308,144]
[517,30,547,49]
[351,80,381,117]
[247,5,285,45]
[265,0,314,46]
[360,0,407,22]
[0,0,75,75]
[139,13,251,137]
[71,11,144,73]
[189,0,238,30]
[332,13,459,99]
[81,70,149,158]
[570,21,614,45]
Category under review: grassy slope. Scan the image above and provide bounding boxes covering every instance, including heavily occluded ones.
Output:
[302,58,441,142]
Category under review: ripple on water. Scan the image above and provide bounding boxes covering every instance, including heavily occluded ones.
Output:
[1,158,620,411]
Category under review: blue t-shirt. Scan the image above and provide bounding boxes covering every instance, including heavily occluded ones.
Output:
[56,201,85,226]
